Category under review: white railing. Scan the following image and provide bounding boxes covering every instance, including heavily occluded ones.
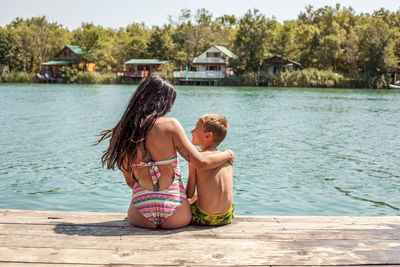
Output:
[192,57,225,64]
[173,71,225,79]
[116,71,149,78]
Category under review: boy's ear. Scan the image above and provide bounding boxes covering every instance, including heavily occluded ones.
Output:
[205,131,213,140]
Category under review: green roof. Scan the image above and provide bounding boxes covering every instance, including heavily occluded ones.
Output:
[67,45,85,57]
[54,45,97,59]
[214,45,237,58]
[41,60,78,65]
[124,59,169,65]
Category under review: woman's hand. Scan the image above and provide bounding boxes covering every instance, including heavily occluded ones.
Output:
[224,149,234,165]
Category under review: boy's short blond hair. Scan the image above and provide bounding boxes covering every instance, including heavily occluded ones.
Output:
[198,114,229,145]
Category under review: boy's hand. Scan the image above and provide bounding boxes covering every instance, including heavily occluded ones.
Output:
[224,150,234,165]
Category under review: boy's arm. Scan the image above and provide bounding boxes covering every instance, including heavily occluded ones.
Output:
[186,163,197,199]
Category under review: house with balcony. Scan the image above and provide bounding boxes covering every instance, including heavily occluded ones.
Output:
[117,59,169,83]
[40,45,96,79]
[173,45,237,85]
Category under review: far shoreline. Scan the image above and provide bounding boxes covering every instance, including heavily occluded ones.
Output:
[0,81,397,91]
[1,71,398,90]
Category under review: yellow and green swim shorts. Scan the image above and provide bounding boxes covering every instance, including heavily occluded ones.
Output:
[190,201,235,226]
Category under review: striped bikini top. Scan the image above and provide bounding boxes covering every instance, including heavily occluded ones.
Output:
[130,152,179,191]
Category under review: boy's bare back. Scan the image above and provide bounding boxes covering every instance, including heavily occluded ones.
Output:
[186,114,234,221]
[192,151,233,214]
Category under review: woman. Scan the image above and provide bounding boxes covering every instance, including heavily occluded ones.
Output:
[96,75,233,229]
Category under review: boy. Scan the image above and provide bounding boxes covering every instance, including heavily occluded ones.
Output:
[186,114,234,226]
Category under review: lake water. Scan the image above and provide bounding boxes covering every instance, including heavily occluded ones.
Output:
[1,83,399,216]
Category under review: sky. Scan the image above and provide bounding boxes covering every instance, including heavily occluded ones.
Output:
[1,0,400,30]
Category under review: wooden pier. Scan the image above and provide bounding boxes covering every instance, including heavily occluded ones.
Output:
[0,209,399,266]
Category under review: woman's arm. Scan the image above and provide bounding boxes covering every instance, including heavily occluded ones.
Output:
[170,118,234,169]
[186,163,197,199]
[121,169,135,189]
[121,158,135,189]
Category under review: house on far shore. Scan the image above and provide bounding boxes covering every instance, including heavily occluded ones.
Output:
[392,62,400,85]
[40,45,96,79]
[117,59,169,83]
[173,45,237,85]
[0,64,9,74]
[261,56,303,75]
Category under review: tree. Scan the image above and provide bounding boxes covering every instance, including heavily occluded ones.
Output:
[209,15,237,50]
[5,16,68,73]
[72,23,102,70]
[125,23,150,59]
[343,28,361,77]
[147,25,175,60]
[297,24,320,68]
[0,28,25,71]
[271,20,299,60]
[171,8,214,69]
[358,18,397,88]
[234,9,271,73]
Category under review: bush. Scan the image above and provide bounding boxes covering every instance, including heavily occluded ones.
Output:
[358,73,389,89]
[262,68,349,88]
[60,66,80,83]
[1,72,36,83]
[60,66,117,84]
[219,75,245,86]
[152,62,176,81]
[99,73,118,84]
[75,71,99,84]
[220,72,259,86]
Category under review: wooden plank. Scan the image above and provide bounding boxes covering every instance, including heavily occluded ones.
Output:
[2,231,399,249]
[2,214,399,231]
[2,209,399,225]
[0,209,125,225]
[1,224,400,241]
[0,240,399,265]
[0,264,107,267]
[2,264,400,267]
[1,236,400,264]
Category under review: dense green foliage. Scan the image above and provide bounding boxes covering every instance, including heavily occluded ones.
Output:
[59,66,117,84]
[1,5,400,88]
[265,68,348,88]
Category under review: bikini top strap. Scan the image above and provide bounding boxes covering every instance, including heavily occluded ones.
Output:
[130,153,178,190]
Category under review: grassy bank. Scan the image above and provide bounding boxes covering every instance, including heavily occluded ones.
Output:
[0,70,391,88]
[267,69,348,88]
[0,72,37,83]
[70,72,118,84]
[219,69,349,88]
[220,68,392,89]
[0,71,119,84]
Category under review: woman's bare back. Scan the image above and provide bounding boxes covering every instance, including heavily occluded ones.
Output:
[132,117,178,190]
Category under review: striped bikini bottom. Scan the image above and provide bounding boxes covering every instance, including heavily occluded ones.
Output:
[131,176,186,226]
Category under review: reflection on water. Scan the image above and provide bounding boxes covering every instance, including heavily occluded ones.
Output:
[334,187,399,211]
[0,84,399,215]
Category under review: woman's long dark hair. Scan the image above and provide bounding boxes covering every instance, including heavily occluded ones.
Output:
[95,75,176,171]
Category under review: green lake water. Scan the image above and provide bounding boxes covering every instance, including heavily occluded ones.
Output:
[1,83,399,215]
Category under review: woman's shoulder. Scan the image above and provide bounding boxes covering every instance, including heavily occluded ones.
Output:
[155,117,181,126]
[154,117,182,131]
